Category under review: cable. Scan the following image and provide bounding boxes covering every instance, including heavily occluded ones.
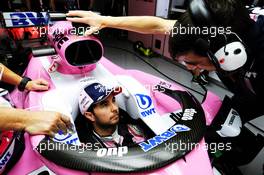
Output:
[105,45,206,97]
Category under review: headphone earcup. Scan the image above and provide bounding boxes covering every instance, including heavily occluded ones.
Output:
[188,0,214,26]
[214,42,247,71]
[195,38,210,52]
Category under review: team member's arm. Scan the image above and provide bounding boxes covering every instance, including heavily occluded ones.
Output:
[0,63,49,91]
[0,107,72,137]
[67,10,176,36]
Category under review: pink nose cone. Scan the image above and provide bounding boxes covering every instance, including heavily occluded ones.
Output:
[47,21,104,74]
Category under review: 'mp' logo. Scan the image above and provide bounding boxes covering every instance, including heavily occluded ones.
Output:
[3,12,49,27]
[135,94,152,110]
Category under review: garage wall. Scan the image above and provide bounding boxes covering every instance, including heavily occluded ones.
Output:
[127,0,156,48]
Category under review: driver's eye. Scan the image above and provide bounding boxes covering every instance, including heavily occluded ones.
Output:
[100,102,108,107]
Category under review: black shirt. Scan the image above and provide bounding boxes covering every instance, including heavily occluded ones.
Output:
[217,15,264,122]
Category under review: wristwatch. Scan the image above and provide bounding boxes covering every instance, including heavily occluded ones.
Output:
[18,76,32,91]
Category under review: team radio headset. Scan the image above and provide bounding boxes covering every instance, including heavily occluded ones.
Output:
[188,0,248,73]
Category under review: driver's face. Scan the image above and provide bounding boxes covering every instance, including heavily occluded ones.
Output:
[93,94,119,127]
[176,51,216,72]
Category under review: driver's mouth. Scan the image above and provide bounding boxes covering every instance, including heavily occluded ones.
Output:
[111,113,119,120]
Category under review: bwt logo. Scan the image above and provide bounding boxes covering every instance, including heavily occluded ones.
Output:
[53,131,78,145]
[139,124,191,152]
[3,12,49,27]
[141,108,156,117]
[135,94,152,109]
[135,94,156,117]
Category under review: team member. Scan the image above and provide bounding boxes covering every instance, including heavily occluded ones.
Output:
[67,0,264,123]
[0,63,72,136]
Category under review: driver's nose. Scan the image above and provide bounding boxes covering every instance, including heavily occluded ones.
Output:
[111,102,118,112]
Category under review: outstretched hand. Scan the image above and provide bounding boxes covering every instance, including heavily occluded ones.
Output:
[24,111,73,137]
[66,10,105,36]
[26,78,49,91]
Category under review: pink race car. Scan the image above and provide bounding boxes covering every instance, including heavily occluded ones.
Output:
[1,17,226,175]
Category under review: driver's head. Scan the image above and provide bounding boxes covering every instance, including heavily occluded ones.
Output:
[79,80,122,128]
[169,0,252,73]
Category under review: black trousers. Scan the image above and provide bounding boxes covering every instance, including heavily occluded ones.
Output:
[231,94,264,124]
